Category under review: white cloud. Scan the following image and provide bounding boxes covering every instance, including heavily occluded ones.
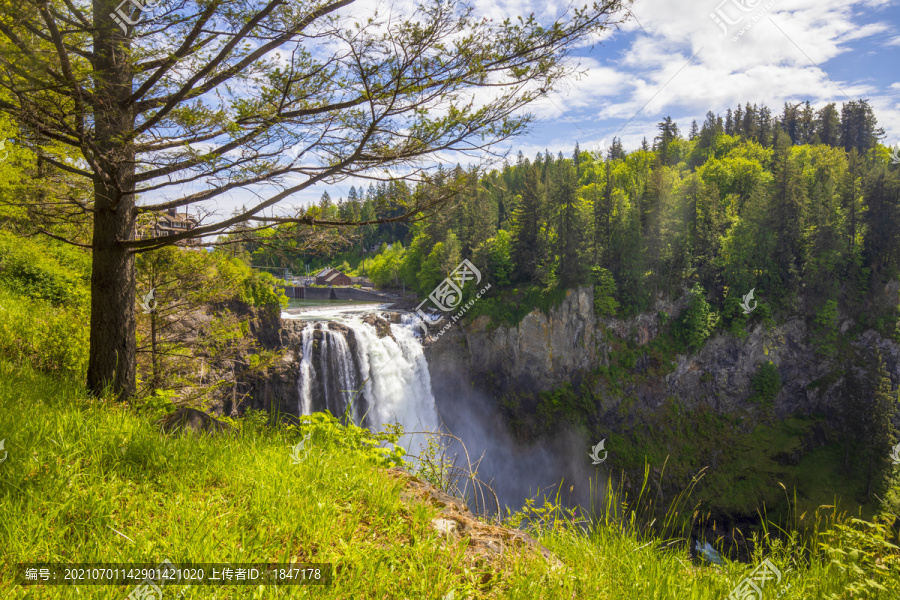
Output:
[508,0,899,154]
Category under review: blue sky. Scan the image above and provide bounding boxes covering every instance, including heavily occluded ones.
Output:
[157,0,900,219]
[516,0,900,159]
[307,0,900,207]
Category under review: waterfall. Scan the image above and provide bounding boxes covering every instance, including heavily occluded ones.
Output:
[293,311,439,455]
[298,325,315,415]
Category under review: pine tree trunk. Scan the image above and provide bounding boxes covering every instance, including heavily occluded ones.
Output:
[87,189,137,400]
[86,7,137,400]
[150,310,158,387]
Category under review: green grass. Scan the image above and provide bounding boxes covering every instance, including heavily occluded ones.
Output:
[464,285,570,329]
[1,361,899,599]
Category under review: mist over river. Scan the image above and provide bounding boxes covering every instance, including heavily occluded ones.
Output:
[282,304,599,516]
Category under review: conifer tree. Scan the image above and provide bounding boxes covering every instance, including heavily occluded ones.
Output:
[816,103,841,147]
[510,164,548,285]
[654,117,680,166]
[550,151,588,287]
[768,131,807,298]
[840,99,885,154]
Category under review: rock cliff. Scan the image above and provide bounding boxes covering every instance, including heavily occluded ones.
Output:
[424,285,900,428]
[425,287,599,397]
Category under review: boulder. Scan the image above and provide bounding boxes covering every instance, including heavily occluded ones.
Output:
[156,407,233,435]
[362,314,394,339]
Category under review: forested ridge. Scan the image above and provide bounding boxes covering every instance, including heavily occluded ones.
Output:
[247,98,899,334]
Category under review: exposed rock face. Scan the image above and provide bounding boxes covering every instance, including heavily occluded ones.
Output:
[362,314,394,339]
[425,285,900,427]
[602,292,690,348]
[433,287,598,393]
[236,281,900,441]
[661,318,826,417]
[226,318,305,419]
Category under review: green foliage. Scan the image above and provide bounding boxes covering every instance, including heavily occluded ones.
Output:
[721,292,749,337]
[488,229,514,286]
[535,382,593,434]
[0,287,89,379]
[818,516,900,598]
[418,240,447,294]
[239,269,288,308]
[293,411,408,470]
[0,232,90,378]
[591,266,619,317]
[465,284,569,327]
[749,361,782,409]
[812,299,840,357]
[673,284,715,350]
[0,230,89,307]
[131,389,178,421]
[368,242,406,288]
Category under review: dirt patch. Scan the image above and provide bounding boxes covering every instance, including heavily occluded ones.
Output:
[382,468,563,569]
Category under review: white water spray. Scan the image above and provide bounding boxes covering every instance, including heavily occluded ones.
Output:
[289,309,439,455]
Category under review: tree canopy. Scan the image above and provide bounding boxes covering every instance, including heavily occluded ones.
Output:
[0,0,631,398]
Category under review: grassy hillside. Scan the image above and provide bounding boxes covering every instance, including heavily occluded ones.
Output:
[0,230,898,598]
[1,359,899,599]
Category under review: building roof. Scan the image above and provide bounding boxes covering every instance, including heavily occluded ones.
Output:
[160,212,196,224]
[325,271,347,282]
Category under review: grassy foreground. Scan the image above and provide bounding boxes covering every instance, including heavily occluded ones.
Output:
[1,360,899,599]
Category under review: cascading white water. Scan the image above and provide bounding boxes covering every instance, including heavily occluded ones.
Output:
[348,319,438,454]
[324,330,360,422]
[298,325,315,415]
[289,307,439,455]
[400,310,441,338]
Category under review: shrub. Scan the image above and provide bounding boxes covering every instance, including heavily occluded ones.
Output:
[721,292,748,336]
[240,270,288,308]
[748,361,781,408]
[0,287,89,378]
[592,266,619,317]
[0,231,89,307]
[673,284,714,350]
[812,299,840,357]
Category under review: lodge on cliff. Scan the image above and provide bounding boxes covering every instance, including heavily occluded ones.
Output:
[138,208,201,246]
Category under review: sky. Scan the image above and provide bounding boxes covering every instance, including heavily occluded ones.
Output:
[518,0,900,160]
[288,0,900,209]
[145,0,900,221]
